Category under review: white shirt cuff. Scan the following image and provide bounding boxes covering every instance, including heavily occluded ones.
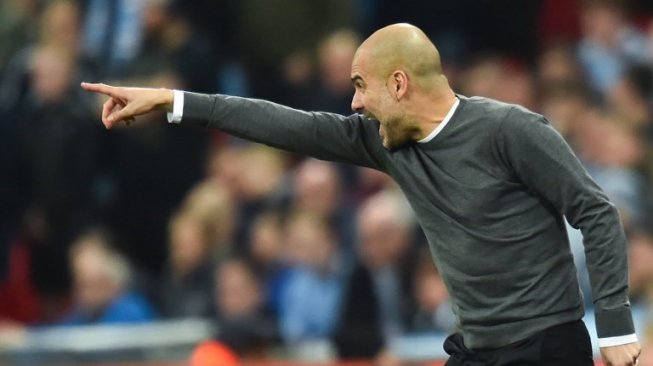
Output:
[166,90,184,124]
[598,333,638,347]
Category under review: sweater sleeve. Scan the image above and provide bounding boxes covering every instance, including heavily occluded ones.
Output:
[181,92,388,171]
[494,108,635,340]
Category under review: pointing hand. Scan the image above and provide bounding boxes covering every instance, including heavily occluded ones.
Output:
[81,82,174,129]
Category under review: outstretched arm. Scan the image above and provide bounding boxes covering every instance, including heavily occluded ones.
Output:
[81,83,388,170]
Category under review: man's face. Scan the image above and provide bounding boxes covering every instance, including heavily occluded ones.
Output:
[350,51,412,149]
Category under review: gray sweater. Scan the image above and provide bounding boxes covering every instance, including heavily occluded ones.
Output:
[181,92,635,349]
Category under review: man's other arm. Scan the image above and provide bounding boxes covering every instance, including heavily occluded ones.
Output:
[495,108,640,366]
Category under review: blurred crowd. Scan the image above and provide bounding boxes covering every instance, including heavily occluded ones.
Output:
[2,0,653,363]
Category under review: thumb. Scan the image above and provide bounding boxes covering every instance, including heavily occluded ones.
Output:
[107,104,136,125]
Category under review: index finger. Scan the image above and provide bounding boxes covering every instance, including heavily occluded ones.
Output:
[80,82,124,99]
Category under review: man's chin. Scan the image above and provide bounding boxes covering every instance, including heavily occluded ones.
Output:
[363,112,378,121]
[381,139,400,150]
[382,136,412,150]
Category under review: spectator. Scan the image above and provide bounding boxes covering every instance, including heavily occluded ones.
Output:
[459,55,536,110]
[58,230,154,325]
[128,0,219,93]
[351,167,395,204]
[230,145,290,252]
[7,43,102,297]
[333,189,416,359]
[168,0,237,57]
[0,0,37,75]
[81,0,145,78]
[311,29,365,192]
[577,0,651,95]
[291,158,344,217]
[248,211,290,317]
[0,2,89,244]
[536,43,586,91]
[182,180,236,252]
[628,228,653,309]
[410,248,457,334]
[607,65,653,131]
[213,256,278,357]
[279,210,345,344]
[0,0,85,115]
[291,158,356,261]
[155,209,215,319]
[314,29,361,115]
[205,145,245,198]
[572,110,649,227]
[250,212,285,272]
[538,82,591,141]
[235,0,354,100]
[639,320,653,366]
[458,55,506,101]
[0,236,40,324]
[102,100,208,276]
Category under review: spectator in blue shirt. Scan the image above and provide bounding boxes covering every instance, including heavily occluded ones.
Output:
[279,211,345,343]
[58,229,154,325]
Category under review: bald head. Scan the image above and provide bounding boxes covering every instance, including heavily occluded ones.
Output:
[350,24,455,149]
[357,23,442,85]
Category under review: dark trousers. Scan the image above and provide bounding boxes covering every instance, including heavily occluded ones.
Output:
[444,320,594,366]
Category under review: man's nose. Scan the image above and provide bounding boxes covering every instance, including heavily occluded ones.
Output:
[351,92,364,113]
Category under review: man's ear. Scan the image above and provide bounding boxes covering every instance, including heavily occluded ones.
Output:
[390,70,408,100]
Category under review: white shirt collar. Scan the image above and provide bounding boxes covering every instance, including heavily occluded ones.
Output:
[417,97,460,144]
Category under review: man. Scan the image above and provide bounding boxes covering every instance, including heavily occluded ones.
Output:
[82,23,640,366]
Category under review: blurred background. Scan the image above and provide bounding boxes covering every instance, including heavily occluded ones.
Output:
[1,0,653,365]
